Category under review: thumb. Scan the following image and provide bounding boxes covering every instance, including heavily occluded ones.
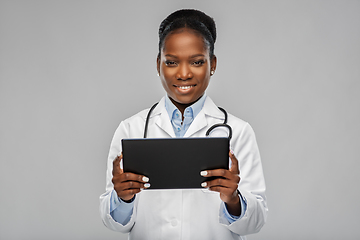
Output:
[112,153,123,175]
[229,150,240,174]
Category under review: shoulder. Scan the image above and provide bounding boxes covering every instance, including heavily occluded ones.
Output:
[204,96,249,128]
[113,107,153,140]
[227,112,259,151]
[120,97,166,127]
[205,96,256,142]
[227,112,256,143]
[123,108,149,124]
[227,112,248,129]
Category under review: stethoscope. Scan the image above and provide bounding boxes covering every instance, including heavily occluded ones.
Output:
[143,102,232,139]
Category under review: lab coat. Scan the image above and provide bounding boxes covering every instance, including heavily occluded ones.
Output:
[99,96,268,240]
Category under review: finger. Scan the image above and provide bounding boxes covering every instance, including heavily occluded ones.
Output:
[229,150,240,174]
[201,169,239,182]
[120,172,150,183]
[200,169,226,178]
[113,180,151,200]
[206,185,239,203]
[118,189,142,201]
[208,185,235,196]
[202,177,238,189]
[112,153,123,175]
[119,181,151,191]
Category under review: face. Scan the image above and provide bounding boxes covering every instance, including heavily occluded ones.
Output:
[157,28,217,111]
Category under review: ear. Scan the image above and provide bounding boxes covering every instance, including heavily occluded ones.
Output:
[156,56,161,75]
[210,55,217,73]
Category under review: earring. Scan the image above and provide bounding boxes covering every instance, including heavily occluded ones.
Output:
[157,72,160,77]
[210,70,215,76]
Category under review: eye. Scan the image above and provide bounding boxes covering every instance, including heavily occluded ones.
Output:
[165,60,177,67]
[192,60,205,66]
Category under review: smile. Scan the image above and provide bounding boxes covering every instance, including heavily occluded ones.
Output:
[175,85,196,90]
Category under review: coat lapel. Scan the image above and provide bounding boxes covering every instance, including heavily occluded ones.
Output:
[184,96,225,138]
[150,96,224,138]
[183,110,208,137]
[152,97,176,138]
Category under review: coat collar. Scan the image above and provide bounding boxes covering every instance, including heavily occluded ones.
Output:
[150,96,225,138]
[147,97,174,138]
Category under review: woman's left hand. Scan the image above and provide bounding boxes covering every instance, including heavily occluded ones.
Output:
[200,150,241,216]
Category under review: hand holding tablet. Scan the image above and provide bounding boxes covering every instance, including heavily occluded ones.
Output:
[112,153,151,202]
[121,137,230,189]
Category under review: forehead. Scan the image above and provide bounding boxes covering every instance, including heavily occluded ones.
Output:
[162,28,209,56]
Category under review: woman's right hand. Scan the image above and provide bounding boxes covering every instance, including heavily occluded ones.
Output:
[112,153,150,202]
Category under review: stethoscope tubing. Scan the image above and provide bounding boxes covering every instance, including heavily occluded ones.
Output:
[143,102,232,140]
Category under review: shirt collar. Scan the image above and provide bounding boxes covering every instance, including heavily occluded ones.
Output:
[165,94,207,121]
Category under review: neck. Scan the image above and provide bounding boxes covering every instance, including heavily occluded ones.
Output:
[169,95,203,115]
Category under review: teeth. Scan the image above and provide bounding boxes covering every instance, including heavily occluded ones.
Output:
[178,86,192,90]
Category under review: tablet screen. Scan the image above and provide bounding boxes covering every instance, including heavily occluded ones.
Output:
[122,137,229,189]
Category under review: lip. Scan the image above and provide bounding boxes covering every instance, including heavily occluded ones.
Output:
[174,84,196,89]
[173,84,196,93]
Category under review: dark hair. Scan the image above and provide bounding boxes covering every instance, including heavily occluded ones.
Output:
[158,9,216,58]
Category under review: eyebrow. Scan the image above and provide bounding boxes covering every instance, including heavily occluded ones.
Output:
[164,54,206,59]
[190,54,206,58]
[164,54,178,58]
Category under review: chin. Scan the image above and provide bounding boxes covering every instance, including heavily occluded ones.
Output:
[175,96,198,105]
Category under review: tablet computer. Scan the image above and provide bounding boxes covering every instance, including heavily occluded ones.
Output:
[122,137,229,189]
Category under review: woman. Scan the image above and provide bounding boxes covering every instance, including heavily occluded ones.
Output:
[100,9,267,240]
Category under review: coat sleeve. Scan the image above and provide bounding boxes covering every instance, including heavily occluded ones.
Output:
[99,121,138,233]
[221,122,268,235]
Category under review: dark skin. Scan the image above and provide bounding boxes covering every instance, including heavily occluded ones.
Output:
[112,28,241,216]
[157,28,216,116]
[202,151,241,216]
[112,153,150,201]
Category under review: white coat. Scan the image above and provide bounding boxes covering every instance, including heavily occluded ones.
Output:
[99,96,268,240]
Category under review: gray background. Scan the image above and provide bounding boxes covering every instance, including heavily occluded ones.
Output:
[0,0,359,239]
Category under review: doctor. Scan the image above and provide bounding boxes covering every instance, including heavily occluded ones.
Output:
[100,9,268,240]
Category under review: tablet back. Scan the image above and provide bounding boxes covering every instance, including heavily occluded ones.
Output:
[122,137,229,189]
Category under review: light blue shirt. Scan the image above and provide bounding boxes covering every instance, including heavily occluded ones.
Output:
[164,94,206,137]
[110,95,247,224]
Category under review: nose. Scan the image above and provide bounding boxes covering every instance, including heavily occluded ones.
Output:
[176,63,193,80]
